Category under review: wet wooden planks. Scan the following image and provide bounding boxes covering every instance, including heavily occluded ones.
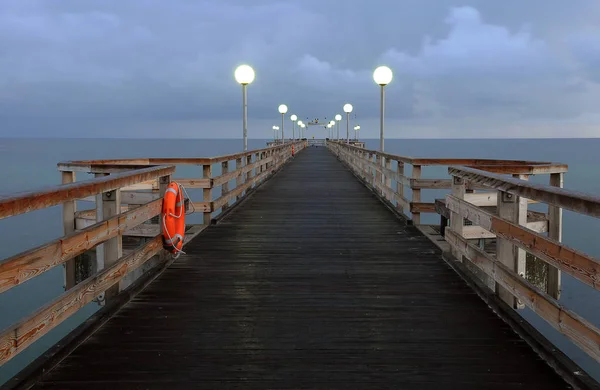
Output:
[31,147,571,389]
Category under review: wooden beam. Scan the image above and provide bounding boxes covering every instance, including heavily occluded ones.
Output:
[0,166,175,220]
[446,195,600,291]
[212,165,274,211]
[0,200,162,294]
[174,178,211,189]
[445,229,600,363]
[449,166,600,217]
[0,237,163,366]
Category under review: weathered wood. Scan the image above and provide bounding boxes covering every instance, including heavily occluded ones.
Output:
[446,195,600,291]
[0,200,162,294]
[0,237,162,366]
[212,157,273,187]
[449,166,600,218]
[547,172,563,299]
[221,161,230,212]
[212,165,273,211]
[0,166,175,220]
[30,146,572,389]
[446,228,600,363]
[411,178,451,189]
[174,178,211,189]
[203,165,212,225]
[411,165,422,224]
[409,202,435,214]
[61,171,77,290]
[120,191,160,205]
[74,215,160,237]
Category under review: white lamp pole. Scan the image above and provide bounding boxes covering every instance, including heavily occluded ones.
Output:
[343,104,353,144]
[355,125,360,140]
[298,121,304,139]
[373,65,393,152]
[290,114,298,140]
[329,120,335,139]
[278,104,288,143]
[234,64,255,151]
[272,126,279,142]
[335,114,342,140]
[300,123,306,138]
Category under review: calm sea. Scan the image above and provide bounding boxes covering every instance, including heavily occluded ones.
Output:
[1,137,600,384]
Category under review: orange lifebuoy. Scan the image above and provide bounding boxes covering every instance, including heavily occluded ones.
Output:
[292,144,295,156]
[162,182,185,254]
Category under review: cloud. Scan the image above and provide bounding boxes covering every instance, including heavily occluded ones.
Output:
[1,1,600,138]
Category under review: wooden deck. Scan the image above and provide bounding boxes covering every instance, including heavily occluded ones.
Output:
[27,147,571,389]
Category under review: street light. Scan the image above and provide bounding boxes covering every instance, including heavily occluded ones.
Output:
[290,114,298,140]
[327,123,333,138]
[354,125,360,140]
[300,123,306,138]
[272,125,279,142]
[373,65,393,152]
[278,104,288,142]
[234,64,255,151]
[343,104,353,144]
[335,114,342,140]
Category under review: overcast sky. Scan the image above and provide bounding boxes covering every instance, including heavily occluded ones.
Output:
[1,0,600,138]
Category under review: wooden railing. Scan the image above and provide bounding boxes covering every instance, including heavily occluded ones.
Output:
[0,141,305,366]
[327,141,567,224]
[443,166,600,363]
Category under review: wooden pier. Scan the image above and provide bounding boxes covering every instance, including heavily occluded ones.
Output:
[2,141,600,389]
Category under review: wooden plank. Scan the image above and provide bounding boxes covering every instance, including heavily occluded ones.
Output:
[411,178,451,189]
[0,166,174,220]
[212,165,273,211]
[203,165,212,225]
[410,202,435,214]
[121,179,160,191]
[120,191,160,205]
[446,195,600,291]
[212,157,272,187]
[0,200,162,294]
[446,229,600,363]
[465,192,497,207]
[175,178,211,189]
[449,166,600,218]
[462,225,495,239]
[0,237,162,366]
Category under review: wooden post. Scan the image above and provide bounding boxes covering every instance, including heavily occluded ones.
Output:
[221,161,229,212]
[450,176,466,261]
[496,190,524,309]
[513,174,529,283]
[102,186,122,300]
[411,165,422,225]
[397,161,405,214]
[547,172,563,299]
[94,173,109,277]
[246,154,253,191]
[203,164,212,225]
[385,158,392,201]
[61,171,77,290]
[375,155,382,195]
[236,157,242,201]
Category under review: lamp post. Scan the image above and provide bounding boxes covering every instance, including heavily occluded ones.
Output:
[335,114,342,140]
[354,125,360,140]
[327,123,333,138]
[329,120,335,139]
[290,114,298,140]
[300,123,306,138]
[278,104,288,143]
[297,121,304,139]
[272,126,279,143]
[234,64,255,151]
[343,104,353,144]
[373,65,393,152]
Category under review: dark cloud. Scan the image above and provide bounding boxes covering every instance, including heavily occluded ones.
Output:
[1,0,600,138]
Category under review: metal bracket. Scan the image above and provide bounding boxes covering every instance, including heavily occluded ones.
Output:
[501,191,516,203]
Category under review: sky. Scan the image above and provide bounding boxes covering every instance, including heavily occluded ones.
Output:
[2,0,600,138]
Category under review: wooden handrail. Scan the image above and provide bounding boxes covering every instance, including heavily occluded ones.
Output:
[449,166,600,218]
[0,165,175,220]
[0,199,162,294]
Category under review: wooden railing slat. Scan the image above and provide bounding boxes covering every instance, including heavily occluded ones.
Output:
[0,236,162,366]
[0,166,174,220]
[0,199,162,293]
